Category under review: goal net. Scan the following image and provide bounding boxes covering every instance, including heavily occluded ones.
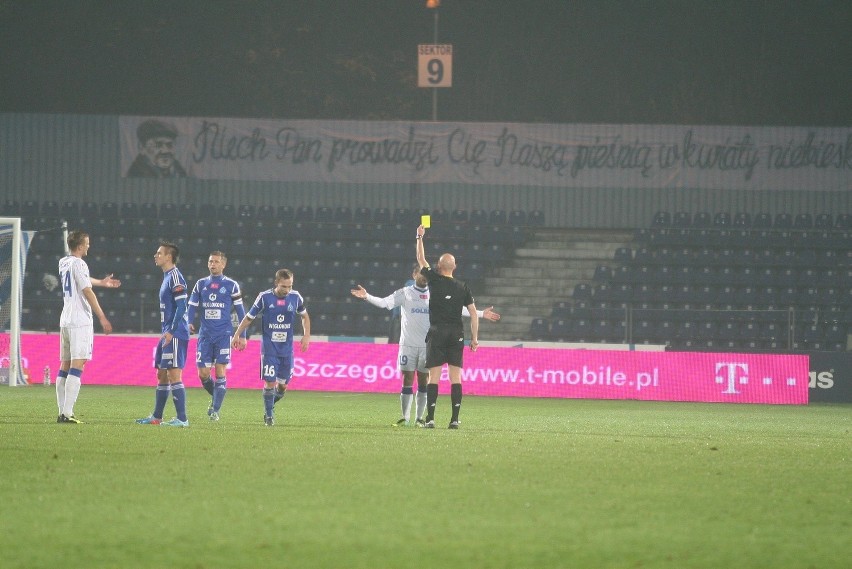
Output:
[1,218,32,386]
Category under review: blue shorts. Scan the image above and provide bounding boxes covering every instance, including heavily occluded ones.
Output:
[155,337,189,369]
[261,354,294,385]
[196,335,232,367]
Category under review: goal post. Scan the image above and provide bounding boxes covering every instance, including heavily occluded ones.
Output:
[1,217,31,386]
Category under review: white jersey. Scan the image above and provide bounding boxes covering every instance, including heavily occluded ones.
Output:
[365,284,480,348]
[59,255,93,328]
[365,285,431,348]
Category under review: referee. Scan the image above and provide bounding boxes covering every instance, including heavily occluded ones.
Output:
[415,224,479,429]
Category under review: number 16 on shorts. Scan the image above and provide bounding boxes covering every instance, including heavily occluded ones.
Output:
[418,44,452,88]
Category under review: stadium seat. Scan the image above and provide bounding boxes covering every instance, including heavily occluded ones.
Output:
[691,211,711,228]
[41,200,60,218]
[118,201,145,220]
[529,318,550,340]
[198,203,216,219]
[794,213,813,229]
[21,199,40,218]
[732,212,752,227]
[372,207,391,222]
[652,211,672,227]
[450,209,469,223]
[248,204,271,220]
[313,206,332,221]
[572,283,593,301]
[74,201,97,219]
[157,203,177,219]
[527,210,545,226]
[468,209,488,224]
[1,199,21,216]
[672,211,691,227]
[751,212,772,228]
[593,265,613,282]
[274,205,294,220]
[508,210,527,226]
[354,207,372,221]
[333,206,352,222]
[238,204,255,218]
[774,213,793,228]
[489,210,508,225]
[713,212,732,227]
[613,247,632,264]
[101,202,118,218]
[814,213,833,229]
[834,213,852,230]
[295,205,314,221]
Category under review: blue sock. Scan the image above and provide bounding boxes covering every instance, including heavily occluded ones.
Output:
[201,377,214,396]
[171,382,187,422]
[263,388,275,418]
[153,384,170,419]
[58,369,69,381]
[213,377,227,411]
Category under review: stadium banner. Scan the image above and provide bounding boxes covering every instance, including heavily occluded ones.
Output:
[21,334,808,404]
[119,116,852,190]
[807,351,852,403]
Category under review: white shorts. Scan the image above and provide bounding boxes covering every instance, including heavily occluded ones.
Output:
[60,325,94,362]
[398,345,427,373]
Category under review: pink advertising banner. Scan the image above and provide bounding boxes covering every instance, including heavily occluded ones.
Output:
[20,334,808,404]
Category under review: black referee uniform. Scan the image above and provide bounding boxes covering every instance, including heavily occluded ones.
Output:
[421,265,474,368]
[420,265,474,428]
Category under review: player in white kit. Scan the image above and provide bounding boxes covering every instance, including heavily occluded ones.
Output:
[351,264,500,426]
[56,230,120,423]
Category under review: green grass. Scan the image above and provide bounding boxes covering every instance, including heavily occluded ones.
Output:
[0,386,849,569]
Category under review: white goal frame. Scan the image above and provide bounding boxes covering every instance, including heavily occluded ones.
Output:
[1,217,24,386]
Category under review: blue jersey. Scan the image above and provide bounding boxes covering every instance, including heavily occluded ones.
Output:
[160,266,190,340]
[246,288,306,358]
[187,274,246,339]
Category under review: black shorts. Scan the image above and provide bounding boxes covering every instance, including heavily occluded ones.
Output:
[425,325,465,368]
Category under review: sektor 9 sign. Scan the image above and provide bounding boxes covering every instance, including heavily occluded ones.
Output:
[418,44,452,87]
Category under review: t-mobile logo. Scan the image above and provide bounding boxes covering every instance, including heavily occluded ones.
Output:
[715,362,748,394]
[715,361,798,395]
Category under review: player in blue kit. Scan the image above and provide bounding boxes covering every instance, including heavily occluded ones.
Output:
[187,251,247,421]
[136,241,192,427]
[232,268,311,426]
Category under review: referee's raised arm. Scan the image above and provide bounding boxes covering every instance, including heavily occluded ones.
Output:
[415,224,428,269]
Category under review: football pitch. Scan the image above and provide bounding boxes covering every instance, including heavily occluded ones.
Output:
[0,386,849,569]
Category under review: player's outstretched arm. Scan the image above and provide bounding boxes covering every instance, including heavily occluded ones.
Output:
[467,302,479,351]
[482,306,501,321]
[91,274,121,288]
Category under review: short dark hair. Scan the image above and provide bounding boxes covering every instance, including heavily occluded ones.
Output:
[160,241,180,264]
[67,230,88,251]
[209,250,227,261]
[275,268,293,281]
[136,119,178,143]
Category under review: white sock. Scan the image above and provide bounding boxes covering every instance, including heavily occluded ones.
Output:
[62,374,82,417]
[400,392,413,421]
[56,377,67,415]
[416,391,427,420]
